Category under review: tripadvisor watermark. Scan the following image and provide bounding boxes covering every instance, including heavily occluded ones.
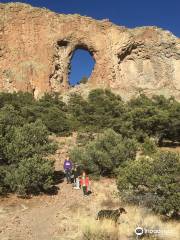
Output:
[135,226,175,238]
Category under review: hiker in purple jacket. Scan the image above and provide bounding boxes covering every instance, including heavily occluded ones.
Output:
[63,157,73,184]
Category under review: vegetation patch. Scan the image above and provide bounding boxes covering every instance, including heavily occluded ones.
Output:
[0,89,179,219]
[70,129,138,177]
[117,151,180,218]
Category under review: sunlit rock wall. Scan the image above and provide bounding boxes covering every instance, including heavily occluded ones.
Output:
[0,3,179,99]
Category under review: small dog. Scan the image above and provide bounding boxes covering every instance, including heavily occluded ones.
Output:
[96,207,127,224]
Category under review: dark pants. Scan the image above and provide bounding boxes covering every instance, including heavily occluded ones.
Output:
[65,170,71,183]
[82,186,87,195]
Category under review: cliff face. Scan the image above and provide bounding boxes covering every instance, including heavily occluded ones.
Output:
[0,3,179,99]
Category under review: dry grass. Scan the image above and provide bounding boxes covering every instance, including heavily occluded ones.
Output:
[76,179,179,239]
[79,217,119,240]
[117,205,180,239]
[75,205,180,240]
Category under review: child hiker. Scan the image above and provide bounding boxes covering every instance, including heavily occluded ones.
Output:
[63,157,73,184]
[80,171,90,196]
[73,165,80,189]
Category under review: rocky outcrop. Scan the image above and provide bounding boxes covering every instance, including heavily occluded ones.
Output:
[0,3,179,99]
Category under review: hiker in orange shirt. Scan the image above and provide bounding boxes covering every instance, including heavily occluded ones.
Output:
[80,171,90,196]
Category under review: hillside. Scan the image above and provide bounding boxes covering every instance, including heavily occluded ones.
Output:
[0,134,179,240]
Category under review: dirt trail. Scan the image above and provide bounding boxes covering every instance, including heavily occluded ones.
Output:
[0,169,115,240]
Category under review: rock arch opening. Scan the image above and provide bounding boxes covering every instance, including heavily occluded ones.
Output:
[68,48,95,86]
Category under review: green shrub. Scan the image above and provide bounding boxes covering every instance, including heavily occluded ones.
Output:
[0,91,34,110]
[3,120,56,164]
[33,93,70,135]
[117,151,180,218]
[0,91,180,143]
[68,89,129,134]
[0,118,56,195]
[5,156,54,195]
[70,129,138,176]
[67,90,180,144]
[0,105,24,136]
[0,166,7,194]
[76,131,97,146]
[41,106,71,135]
[141,137,157,155]
[128,94,180,144]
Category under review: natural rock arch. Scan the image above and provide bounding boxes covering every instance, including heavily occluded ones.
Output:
[0,3,179,99]
[49,41,97,92]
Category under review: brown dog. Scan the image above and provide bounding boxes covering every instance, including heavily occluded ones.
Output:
[96,207,127,224]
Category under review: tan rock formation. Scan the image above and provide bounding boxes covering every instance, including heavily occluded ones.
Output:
[0,3,179,99]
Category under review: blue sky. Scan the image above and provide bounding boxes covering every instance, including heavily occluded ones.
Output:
[1,0,180,85]
[69,49,95,86]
